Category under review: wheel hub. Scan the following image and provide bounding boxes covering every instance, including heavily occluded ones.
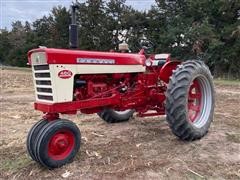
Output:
[188,79,202,123]
[48,130,75,160]
[53,135,68,150]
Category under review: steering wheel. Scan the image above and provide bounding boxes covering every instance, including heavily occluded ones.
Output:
[138,39,154,50]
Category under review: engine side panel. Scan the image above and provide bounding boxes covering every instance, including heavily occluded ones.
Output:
[34,64,145,103]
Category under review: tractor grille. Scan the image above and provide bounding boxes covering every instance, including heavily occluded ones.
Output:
[33,65,53,102]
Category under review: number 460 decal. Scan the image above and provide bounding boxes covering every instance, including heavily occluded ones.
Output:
[58,70,73,79]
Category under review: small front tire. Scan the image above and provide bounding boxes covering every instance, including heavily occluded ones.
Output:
[26,119,48,161]
[34,119,81,169]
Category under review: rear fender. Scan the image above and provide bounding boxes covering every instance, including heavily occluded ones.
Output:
[159,61,181,83]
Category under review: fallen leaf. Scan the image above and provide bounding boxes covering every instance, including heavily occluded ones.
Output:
[136,143,142,148]
[10,115,21,119]
[82,136,88,142]
[94,151,102,159]
[86,150,92,157]
[61,171,72,178]
[91,132,104,137]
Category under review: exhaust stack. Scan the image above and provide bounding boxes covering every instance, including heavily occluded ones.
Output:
[69,4,79,49]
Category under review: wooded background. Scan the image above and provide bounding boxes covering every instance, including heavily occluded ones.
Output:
[0,0,239,78]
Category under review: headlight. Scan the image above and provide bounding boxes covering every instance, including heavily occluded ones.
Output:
[31,52,47,65]
[145,59,152,67]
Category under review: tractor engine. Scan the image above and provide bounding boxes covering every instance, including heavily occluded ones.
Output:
[72,73,136,115]
[73,73,132,101]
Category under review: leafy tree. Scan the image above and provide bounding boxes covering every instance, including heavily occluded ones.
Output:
[32,15,54,47]
[153,0,240,78]
[50,6,71,48]
[77,0,110,50]
[0,0,239,78]
[0,29,11,64]
[7,21,27,66]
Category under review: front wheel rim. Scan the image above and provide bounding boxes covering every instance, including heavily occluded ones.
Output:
[188,75,212,128]
[48,130,75,160]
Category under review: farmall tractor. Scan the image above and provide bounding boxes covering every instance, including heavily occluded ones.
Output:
[26,5,215,169]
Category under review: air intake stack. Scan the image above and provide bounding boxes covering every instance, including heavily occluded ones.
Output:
[69,4,79,49]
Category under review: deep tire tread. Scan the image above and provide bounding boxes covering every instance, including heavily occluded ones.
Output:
[26,119,48,161]
[166,60,215,141]
[34,119,81,169]
[97,109,134,123]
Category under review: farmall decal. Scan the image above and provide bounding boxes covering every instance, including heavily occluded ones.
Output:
[77,58,115,64]
[58,70,73,79]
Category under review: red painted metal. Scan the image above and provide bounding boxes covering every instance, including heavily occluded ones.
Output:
[35,64,175,118]
[28,48,146,65]
[159,61,181,83]
[188,79,202,122]
[35,94,120,113]
[48,130,75,160]
[28,48,184,119]
[43,113,59,121]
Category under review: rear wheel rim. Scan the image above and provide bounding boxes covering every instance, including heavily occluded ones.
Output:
[188,79,202,123]
[48,130,75,161]
[188,76,212,128]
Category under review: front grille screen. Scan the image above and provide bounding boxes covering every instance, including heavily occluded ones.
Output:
[33,65,53,101]
[35,73,50,78]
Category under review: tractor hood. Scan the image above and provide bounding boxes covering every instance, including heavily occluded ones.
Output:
[28,48,146,65]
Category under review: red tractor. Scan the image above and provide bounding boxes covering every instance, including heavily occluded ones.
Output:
[26,5,215,169]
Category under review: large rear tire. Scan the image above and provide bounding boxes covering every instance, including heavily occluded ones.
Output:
[166,60,215,141]
[97,109,134,123]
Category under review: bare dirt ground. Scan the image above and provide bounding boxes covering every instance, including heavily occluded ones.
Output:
[0,68,240,180]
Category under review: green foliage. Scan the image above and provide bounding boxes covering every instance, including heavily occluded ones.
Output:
[0,29,11,64]
[77,0,111,50]
[0,0,239,78]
